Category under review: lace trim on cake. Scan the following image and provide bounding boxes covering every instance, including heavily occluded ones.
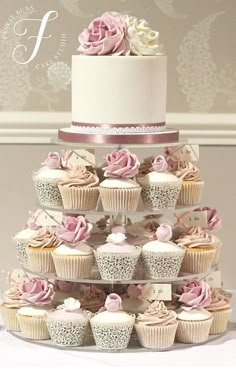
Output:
[71,125,167,135]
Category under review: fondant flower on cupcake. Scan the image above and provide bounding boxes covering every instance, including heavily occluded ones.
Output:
[41,152,62,169]
[176,279,212,311]
[78,11,130,56]
[155,223,172,241]
[151,155,168,172]
[21,277,55,306]
[194,207,222,231]
[105,293,122,312]
[125,16,163,56]
[103,149,140,178]
[58,216,92,246]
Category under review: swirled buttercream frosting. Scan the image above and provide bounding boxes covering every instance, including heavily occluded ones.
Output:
[175,226,214,248]
[1,285,24,308]
[59,166,99,187]
[170,161,201,181]
[136,301,177,326]
[28,227,61,249]
[206,289,231,311]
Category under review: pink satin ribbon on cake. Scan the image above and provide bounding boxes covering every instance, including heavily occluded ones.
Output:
[72,122,166,128]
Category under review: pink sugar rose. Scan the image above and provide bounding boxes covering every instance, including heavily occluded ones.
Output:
[58,216,92,245]
[21,277,54,306]
[194,207,222,231]
[105,293,122,312]
[42,152,62,169]
[176,279,212,311]
[151,155,168,172]
[78,12,130,56]
[103,149,139,178]
[25,209,42,230]
[156,224,172,242]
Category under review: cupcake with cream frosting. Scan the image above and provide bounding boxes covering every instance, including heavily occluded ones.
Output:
[142,224,185,279]
[99,149,141,212]
[135,301,178,349]
[169,161,204,206]
[32,151,68,208]
[0,284,26,331]
[176,226,216,274]
[13,209,43,266]
[137,155,182,210]
[90,293,135,350]
[26,226,61,273]
[17,277,55,340]
[206,289,231,334]
[94,231,141,280]
[175,279,213,343]
[52,216,94,279]
[47,297,91,346]
[58,165,100,210]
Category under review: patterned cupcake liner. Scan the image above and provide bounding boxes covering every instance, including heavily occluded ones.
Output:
[94,249,141,280]
[1,306,21,332]
[58,185,99,210]
[180,248,216,274]
[99,187,141,212]
[142,249,185,279]
[26,247,56,273]
[90,317,135,350]
[140,182,182,210]
[177,181,204,206]
[47,317,89,346]
[212,238,223,267]
[32,177,63,208]
[52,253,94,279]
[135,322,178,349]
[17,313,50,340]
[12,237,28,266]
[209,309,232,335]
[176,318,213,344]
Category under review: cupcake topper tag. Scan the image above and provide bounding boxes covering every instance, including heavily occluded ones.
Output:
[7,269,29,287]
[155,224,172,242]
[106,232,126,244]
[151,155,168,172]
[165,145,199,163]
[105,293,122,312]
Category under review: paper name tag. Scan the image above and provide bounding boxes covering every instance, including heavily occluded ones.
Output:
[7,269,29,285]
[142,284,172,301]
[68,149,95,168]
[181,211,208,228]
[167,145,199,162]
[36,210,62,226]
[205,270,222,288]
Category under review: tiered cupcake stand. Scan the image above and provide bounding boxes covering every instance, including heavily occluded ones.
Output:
[9,139,228,352]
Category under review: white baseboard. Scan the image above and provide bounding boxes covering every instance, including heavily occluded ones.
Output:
[0,112,236,145]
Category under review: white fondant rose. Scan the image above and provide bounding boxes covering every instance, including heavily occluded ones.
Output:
[63,297,81,311]
[125,16,163,56]
[106,232,126,244]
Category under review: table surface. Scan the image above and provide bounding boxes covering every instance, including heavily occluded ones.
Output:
[1,321,236,371]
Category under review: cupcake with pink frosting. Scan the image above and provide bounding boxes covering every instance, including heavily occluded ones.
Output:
[137,155,182,210]
[58,165,100,210]
[99,149,141,212]
[52,216,94,279]
[94,231,141,280]
[175,279,213,343]
[135,301,178,349]
[206,289,231,334]
[33,151,68,208]
[0,283,26,331]
[142,224,185,279]
[175,226,216,274]
[12,209,43,266]
[169,161,204,206]
[17,277,55,340]
[47,297,91,346]
[90,293,135,350]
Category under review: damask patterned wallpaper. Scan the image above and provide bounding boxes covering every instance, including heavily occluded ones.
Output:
[0,0,235,113]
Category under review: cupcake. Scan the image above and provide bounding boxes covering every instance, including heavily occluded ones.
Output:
[170,161,204,206]
[94,231,141,280]
[90,293,135,350]
[13,209,42,266]
[52,216,94,279]
[121,284,149,315]
[79,285,106,312]
[137,155,182,210]
[47,297,91,346]
[99,149,141,212]
[17,277,55,340]
[32,151,67,208]
[26,226,61,273]
[142,224,185,279]
[175,279,213,343]
[58,165,100,210]
[135,301,178,349]
[205,289,232,334]
[176,226,216,274]
[0,283,25,331]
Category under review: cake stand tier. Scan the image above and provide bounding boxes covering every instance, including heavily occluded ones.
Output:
[8,330,228,353]
[22,267,215,285]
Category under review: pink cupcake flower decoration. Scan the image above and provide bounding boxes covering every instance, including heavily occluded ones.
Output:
[105,293,122,312]
[150,155,168,172]
[21,277,54,306]
[155,223,172,242]
[194,206,222,231]
[103,148,140,178]
[41,152,62,169]
[176,279,212,311]
[58,216,92,246]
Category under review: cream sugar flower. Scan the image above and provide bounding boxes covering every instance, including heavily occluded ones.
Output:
[106,233,127,244]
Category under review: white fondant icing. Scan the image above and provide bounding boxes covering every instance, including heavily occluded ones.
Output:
[177,308,212,321]
[142,240,183,253]
[138,171,181,185]
[15,228,35,240]
[100,178,140,189]
[33,168,66,180]
[17,306,48,317]
[91,310,133,324]
[54,242,92,256]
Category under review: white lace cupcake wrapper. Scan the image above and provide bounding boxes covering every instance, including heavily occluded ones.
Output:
[12,237,29,266]
[140,183,181,210]
[33,178,63,207]
[46,318,89,346]
[142,250,185,279]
